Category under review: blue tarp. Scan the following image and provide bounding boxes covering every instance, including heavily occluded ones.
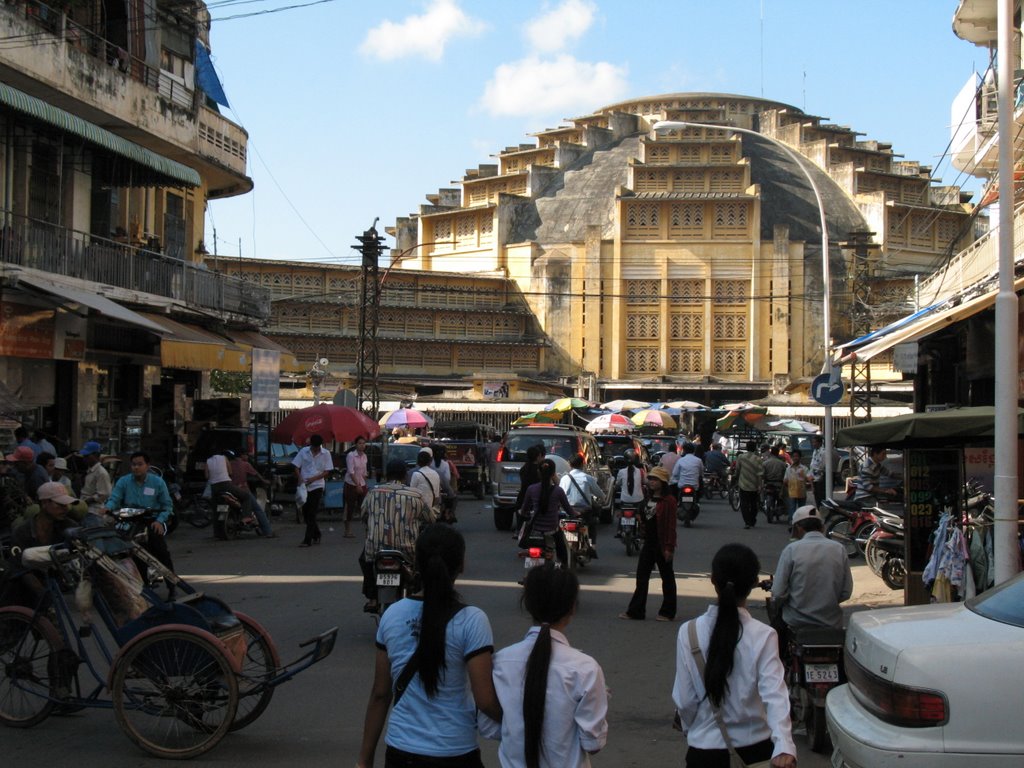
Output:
[195,40,229,108]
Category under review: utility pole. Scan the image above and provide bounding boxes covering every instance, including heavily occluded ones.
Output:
[845,228,877,422]
[353,220,386,419]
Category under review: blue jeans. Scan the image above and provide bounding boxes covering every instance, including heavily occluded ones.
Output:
[787,495,806,522]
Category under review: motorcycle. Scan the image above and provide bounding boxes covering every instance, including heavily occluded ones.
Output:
[559,513,593,571]
[518,528,553,581]
[109,507,167,589]
[762,579,845,754]
[759,482,784,524]
[371,548,415,622]
[821,497,882,557]
[862,507,904,577]
[866,514,906,590]
[617,501,644,557]
[676,484,700,527]
[212,488,259,540]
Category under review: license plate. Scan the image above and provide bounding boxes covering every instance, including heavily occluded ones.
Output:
[830,746,846,768]
[376,573,400,587]
[563,531,578,543]
[680,495,694,504]
[620,517,636,526]
[504,470,519,482]
[804,663,840,683]
[524,557,543,569]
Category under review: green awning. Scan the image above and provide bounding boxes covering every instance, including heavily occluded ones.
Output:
[0,82,200,187]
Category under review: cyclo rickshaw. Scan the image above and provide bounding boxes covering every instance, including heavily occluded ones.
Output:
[0,524,337,759]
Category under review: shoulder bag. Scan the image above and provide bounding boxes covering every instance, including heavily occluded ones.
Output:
[566,472,594,511]
[686,621,773,768]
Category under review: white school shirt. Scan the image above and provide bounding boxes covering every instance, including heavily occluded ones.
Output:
[292,446,334,491]
[480,626,608,768]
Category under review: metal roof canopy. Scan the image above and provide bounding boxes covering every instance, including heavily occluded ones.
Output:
[0,82,200,188]
[11,272,168,334]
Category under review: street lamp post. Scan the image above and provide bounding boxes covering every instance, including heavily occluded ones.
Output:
[653,119,836,493]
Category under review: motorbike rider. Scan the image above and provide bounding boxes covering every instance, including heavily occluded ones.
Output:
[228,450,275,537]
[770,505,853,656]
[761,445,788,511]
[558,453,605,559]
[78,441,112,518]
[612,449,647,536]
[703,442,730,484]
[852,445,899,506]
[105,451,176,593]
[668,441,704,504]
[409,447,441,517]
[358,458,434,614]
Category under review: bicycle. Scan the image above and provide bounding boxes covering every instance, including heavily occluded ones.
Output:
[759,484,785,524]
[0,526,336,758]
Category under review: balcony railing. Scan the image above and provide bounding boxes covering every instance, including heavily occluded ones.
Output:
[0,213,269,320]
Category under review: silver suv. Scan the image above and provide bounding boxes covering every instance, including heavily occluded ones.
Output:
[489,425,612,530]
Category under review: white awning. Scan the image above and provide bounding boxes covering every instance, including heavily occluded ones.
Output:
[10,272,168,334]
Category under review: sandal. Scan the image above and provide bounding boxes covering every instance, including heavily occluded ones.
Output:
[618,612,642,621]
[656,615,676,622]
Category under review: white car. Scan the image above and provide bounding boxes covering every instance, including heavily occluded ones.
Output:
[827,571,1024,767]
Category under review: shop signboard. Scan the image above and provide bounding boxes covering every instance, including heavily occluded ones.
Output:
[904,448,961,605]
[0,301,54,359]
[483,381,509,399]
[251,348,280,413]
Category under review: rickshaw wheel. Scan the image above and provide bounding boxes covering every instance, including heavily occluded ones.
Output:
[0,607,62,728]
[111,625,239,759]
[230,612,280,731]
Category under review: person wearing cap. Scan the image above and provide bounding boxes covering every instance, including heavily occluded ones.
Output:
[6,445,49,501]
[292,434,334,547]
[7,481,82,606]
[771,504,853,653]
[619,465,679,622]
[409,447,441,515]
[357,458,434,613]
[106,451,176,578]
[49,456,73,493]
[79,440,112,516]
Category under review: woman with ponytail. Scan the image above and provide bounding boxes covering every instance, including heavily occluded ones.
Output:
[358,524,502,768]
[481,563,607,767]
[672,544,796,768]
[519,458,573,567]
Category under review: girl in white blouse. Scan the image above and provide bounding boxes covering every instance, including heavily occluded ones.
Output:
[672,544,797,768]
[481,564,608,768]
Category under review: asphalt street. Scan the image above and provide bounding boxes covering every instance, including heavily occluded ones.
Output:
[2,493,902,767]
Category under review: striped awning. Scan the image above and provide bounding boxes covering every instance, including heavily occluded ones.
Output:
[0,82,200,187]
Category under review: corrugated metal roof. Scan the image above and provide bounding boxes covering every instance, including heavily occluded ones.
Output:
[0,82,200,187]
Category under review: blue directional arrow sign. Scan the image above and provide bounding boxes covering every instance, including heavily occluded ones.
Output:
[811,373,844,406]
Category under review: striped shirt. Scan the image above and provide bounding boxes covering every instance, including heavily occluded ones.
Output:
[360,481,434,558]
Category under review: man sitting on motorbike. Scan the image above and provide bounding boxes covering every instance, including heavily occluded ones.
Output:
[558,454,605,559]
[702,442,730,490]
[852,445,900,506]
[770,505,853,657]
[761,445,788,512]
[358,458,435,614]
[105,452,176,596]
[668,441,704,502]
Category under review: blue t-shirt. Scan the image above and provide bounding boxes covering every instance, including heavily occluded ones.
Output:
[376,598,493,756]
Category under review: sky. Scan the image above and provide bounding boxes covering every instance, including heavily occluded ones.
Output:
[202,0,991,266]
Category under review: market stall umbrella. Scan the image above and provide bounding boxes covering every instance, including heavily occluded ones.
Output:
[585,413,636,433]
[271,404,381,445]
[759,418,820,434]
[545,397,596,412]
[631,410,678,429]
[716,409,771,433]
[718,402,768,414]
[511,410,563,426]
[599,398,651,412]
[662,400,709,411]
[378,408,433,430]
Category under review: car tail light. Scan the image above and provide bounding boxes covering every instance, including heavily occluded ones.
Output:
[496,446,506,462]
[846,654,948,727]
[623,508,635,518]
[528,547,542,558]
[563,521,578,532]
[578,451,586,462]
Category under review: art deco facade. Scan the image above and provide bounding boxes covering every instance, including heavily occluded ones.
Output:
[389,93,976,405]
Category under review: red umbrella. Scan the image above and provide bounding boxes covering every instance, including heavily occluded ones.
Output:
[272,404,381,445]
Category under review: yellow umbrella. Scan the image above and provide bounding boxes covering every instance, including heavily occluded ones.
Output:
[630,410,678,429]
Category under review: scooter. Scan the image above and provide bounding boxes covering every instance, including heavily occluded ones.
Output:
[370,548,416,622]
[761,579,845,754]
[559,512,593,571]
[617,501,644,557]
[676,484,700,527]
[212,488,259,540]
[864,512,906,590]
[821,497,882,558]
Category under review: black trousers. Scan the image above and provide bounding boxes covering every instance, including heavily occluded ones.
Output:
[384,746,484,767]
[813,477,827,508]
[625,535,676,619]
[739,489,759,526]
[302,487,324,544]
[685,738,774,767]
[143,527,175,573]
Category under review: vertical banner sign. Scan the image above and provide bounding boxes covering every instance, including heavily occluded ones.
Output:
[250,348,280,413]
[905,448,961,606]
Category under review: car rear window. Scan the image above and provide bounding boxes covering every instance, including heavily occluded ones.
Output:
[594,436,633,460]
[967,571,1024,628]
[504,434,577,461]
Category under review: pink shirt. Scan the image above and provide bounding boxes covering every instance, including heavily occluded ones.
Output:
[345,449,367,488]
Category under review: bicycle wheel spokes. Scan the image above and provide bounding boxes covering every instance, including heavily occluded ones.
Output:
[0,609,61,728]
[230,613,280,731]
[112,629,238,759]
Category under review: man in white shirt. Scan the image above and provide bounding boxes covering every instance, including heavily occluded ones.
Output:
[409,448,441,515]
[78,440,111,516]
[292,434,334,547]
[669,442,704,501]
[559,454,605,556]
